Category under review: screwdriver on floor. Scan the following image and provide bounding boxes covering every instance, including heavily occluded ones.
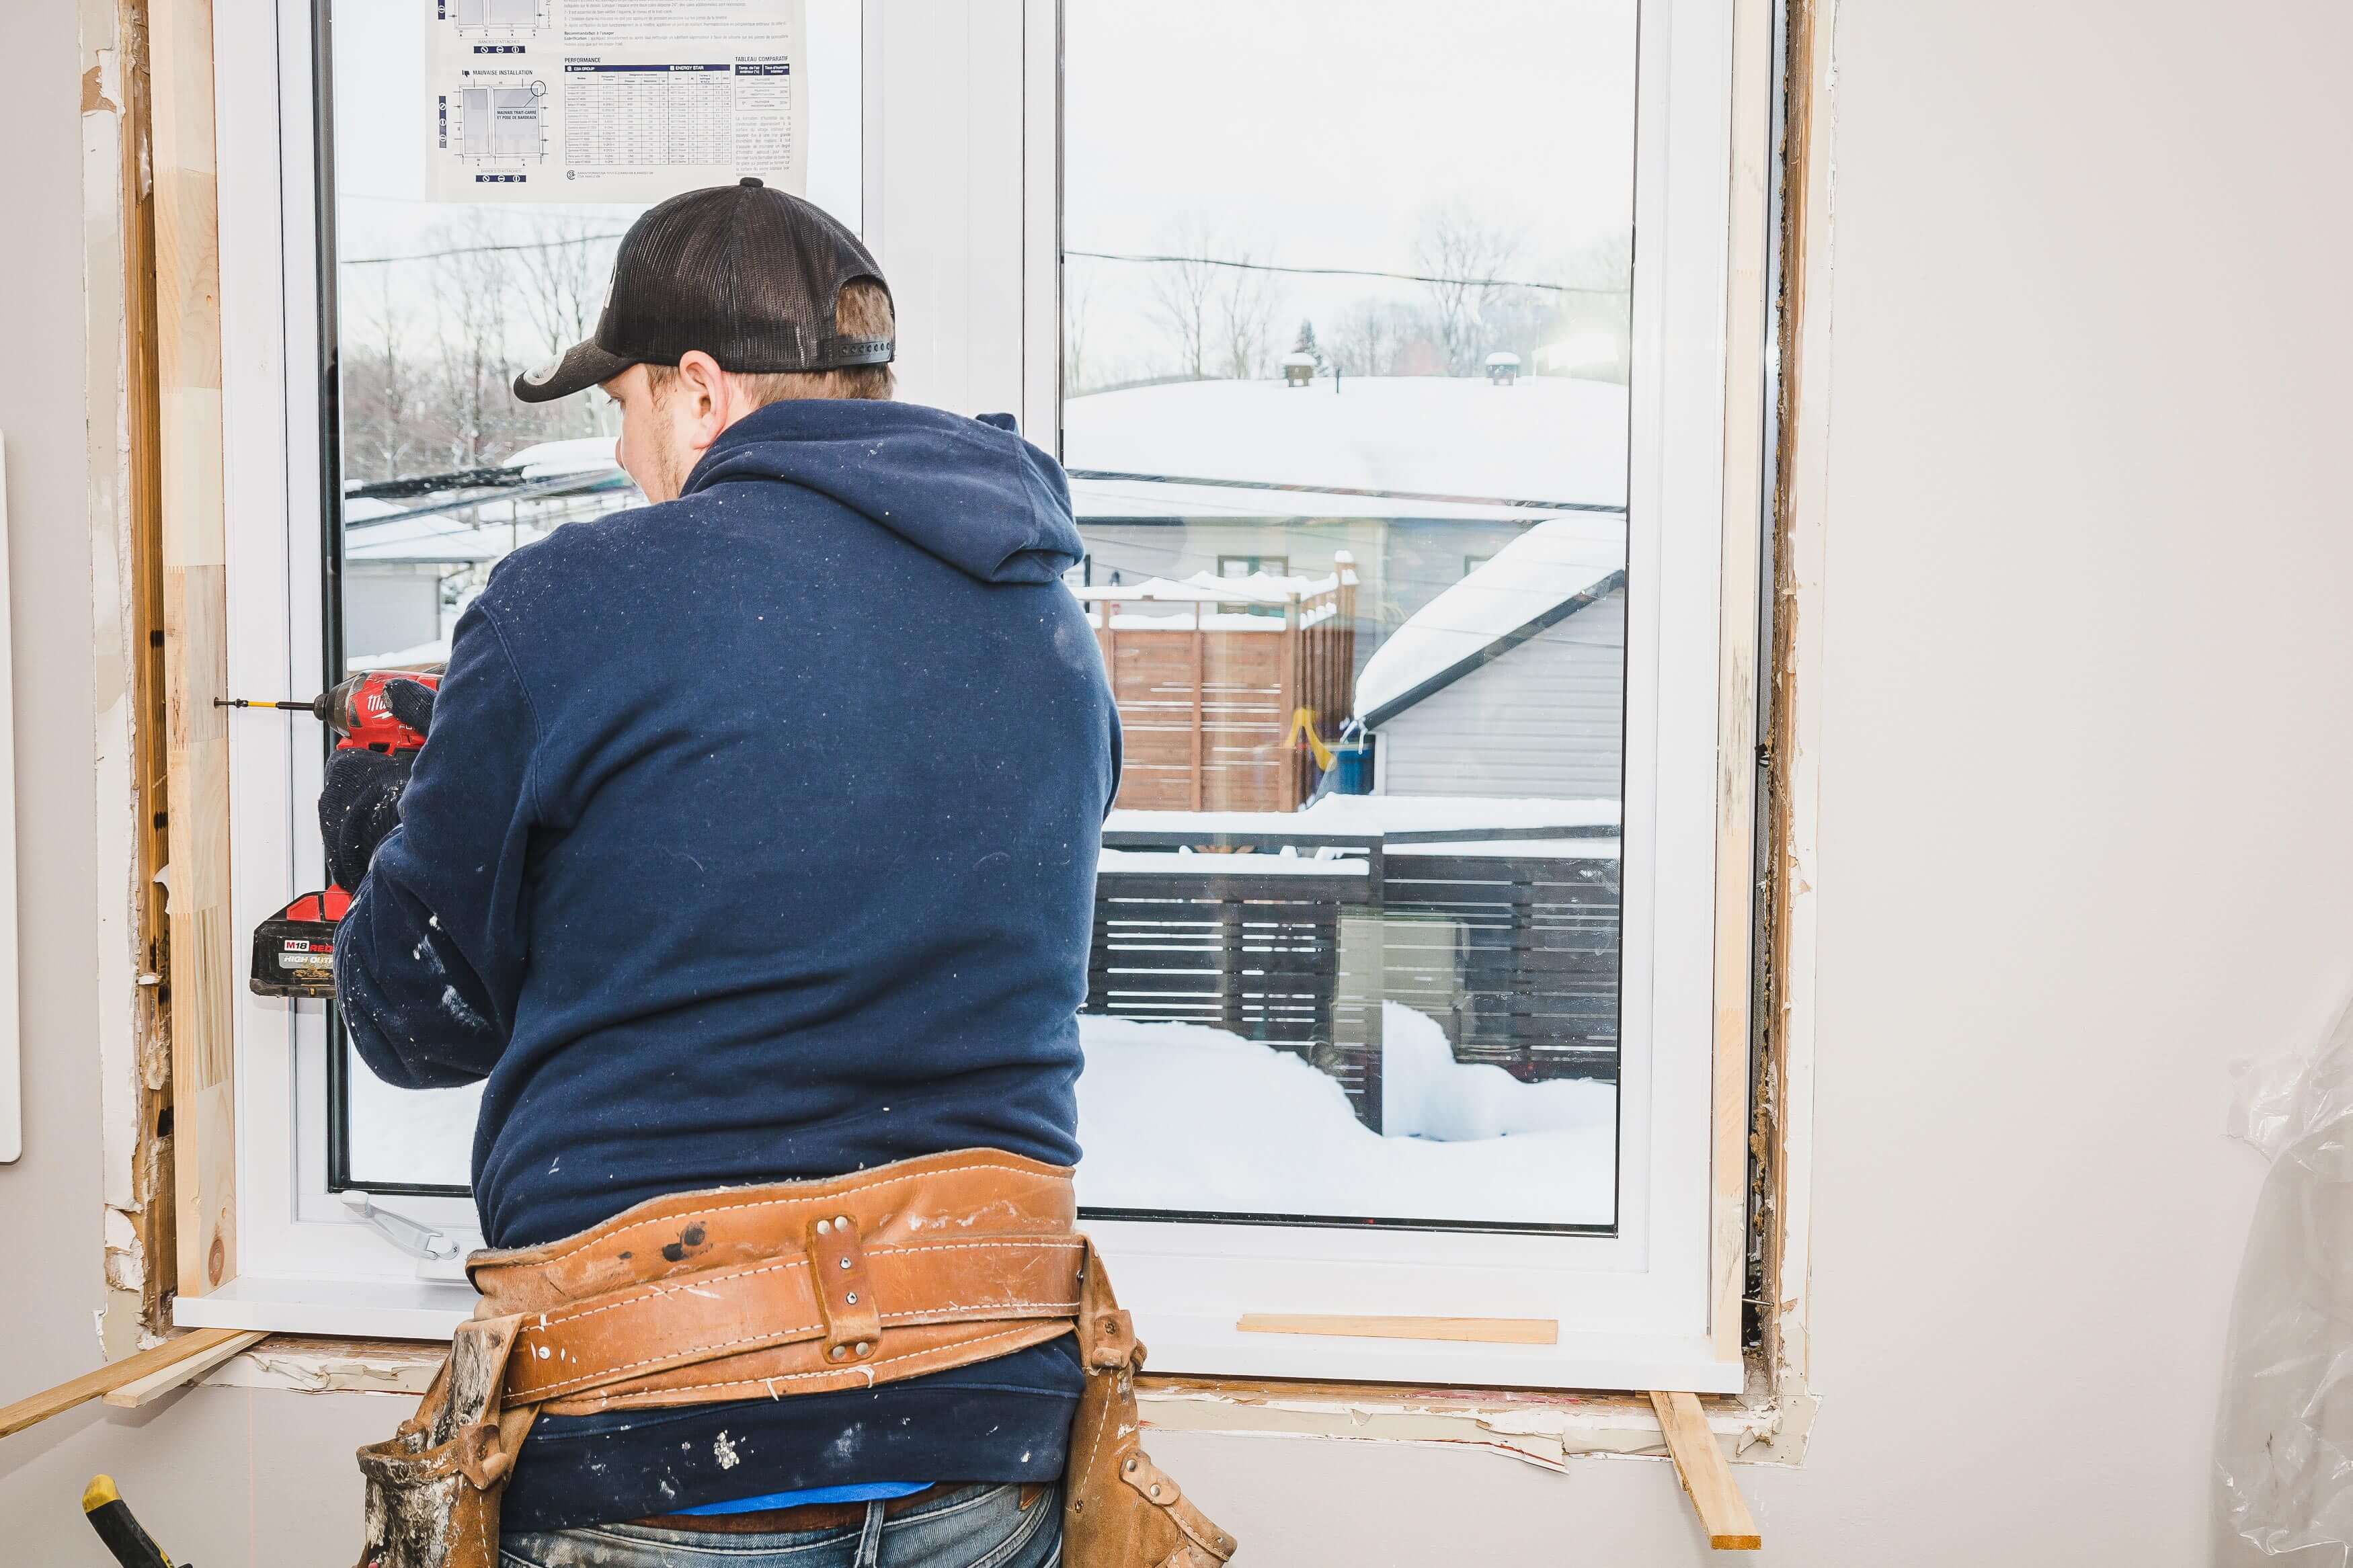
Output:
[82,1475,180,1568]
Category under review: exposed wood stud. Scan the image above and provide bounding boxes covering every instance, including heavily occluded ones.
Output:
[1755,0,1826,1393]
[151,0,234,1301]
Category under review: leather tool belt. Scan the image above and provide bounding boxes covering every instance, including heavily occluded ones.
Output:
[354,1149,1235,1568]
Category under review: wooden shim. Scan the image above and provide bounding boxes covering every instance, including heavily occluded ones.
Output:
[102,1329,267,1409]
[1237,1313,1558,1346]
[152,0,235,1299]
[0,1329,255,1440]
[1649,1390,1761,1551]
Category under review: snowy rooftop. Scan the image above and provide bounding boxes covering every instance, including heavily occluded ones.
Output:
[1064,375,1629,520]
[504,436,623,478]
[1353,515,1628,725]
[342,452,636,565]
[1071,566,1345,604]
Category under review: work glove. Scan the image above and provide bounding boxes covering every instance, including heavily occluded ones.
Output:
[318,678,438,893]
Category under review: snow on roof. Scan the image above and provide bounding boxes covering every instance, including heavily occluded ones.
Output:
[1069,473,1554,524]
[344,515,521,564]
[1063,375,1628,514]
[349,638,453,670]
[343,483,635,565]
[1072,567,1345,604]
[502,436,623,478]
[1353,515,1626,725]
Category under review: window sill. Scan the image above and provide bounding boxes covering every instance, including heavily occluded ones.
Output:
[192,1333,1811,1469]
[174,1275,479,1339]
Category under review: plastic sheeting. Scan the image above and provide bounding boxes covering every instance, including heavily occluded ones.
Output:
[2215,1001,2353,1565]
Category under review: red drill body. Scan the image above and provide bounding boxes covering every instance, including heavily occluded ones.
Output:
[228,666,441,753]
[227,667,442,997]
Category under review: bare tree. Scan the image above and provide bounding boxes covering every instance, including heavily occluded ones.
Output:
[1213,246,1282,379]
[346,270,422,483]
[427,214,527,468]
[1474,285,1564,369]
[1063,275,1094,395]
[1145,213,1220,379]
[1544,228,1635,382]
[1326,298,1410,376]
[1413,203,1524,374]
[512,218,622,436]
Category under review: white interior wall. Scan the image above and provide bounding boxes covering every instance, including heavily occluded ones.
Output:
[0,0,108,1422]
[5,1,2352,1563]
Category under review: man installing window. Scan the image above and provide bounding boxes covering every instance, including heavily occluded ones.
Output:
[326,182,1230,1568]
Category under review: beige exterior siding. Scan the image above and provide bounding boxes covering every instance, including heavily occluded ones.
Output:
[1373,585,1626,798]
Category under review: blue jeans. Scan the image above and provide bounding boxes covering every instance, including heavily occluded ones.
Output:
[500,1484,1062,1568]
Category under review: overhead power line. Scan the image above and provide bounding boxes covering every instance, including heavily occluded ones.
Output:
[344,233,631,265]
[341,233,1629,297]
[1064,249,1628,296]
[1064,468,1626,515]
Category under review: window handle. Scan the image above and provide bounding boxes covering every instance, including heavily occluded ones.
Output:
[340,1190,462,1262]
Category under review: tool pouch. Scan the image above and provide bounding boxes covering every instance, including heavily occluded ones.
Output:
[354,1315,534,1568]
[1062,1245,1236,1568]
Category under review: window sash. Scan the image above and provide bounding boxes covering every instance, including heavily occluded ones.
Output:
[190,0,1766,1395]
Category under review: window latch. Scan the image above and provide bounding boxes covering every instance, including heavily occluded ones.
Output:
[340,1190,461,1262]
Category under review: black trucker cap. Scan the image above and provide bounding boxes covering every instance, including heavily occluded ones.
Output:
[513,178,891,403]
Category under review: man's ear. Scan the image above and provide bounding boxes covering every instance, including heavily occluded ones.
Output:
[675,351,731,448]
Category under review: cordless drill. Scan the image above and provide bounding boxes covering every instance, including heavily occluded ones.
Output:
[229,667,442,998]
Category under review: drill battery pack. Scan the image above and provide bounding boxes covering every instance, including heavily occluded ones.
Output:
[249,886,350,999]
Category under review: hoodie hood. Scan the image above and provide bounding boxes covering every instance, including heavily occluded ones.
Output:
[682,399,1082,584]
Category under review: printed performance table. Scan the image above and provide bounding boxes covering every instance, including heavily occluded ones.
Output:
[563,63,737,168]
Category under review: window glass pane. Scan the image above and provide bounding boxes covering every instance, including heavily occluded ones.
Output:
[1063,0,1634,1231]
[329,0,864,1192]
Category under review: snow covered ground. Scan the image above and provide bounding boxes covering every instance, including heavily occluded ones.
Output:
[1076,1004,1613,1226]
[345,1003,1616,1228]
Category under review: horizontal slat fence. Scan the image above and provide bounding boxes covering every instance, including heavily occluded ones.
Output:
[1088,833,1622,1132]
[1379,852,1622,1082]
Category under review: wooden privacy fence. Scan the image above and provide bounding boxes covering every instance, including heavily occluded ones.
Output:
[1088,822,1622,1132]
[1078,558,1356,813]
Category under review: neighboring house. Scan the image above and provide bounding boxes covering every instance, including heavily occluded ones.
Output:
[340,436,633,664]
[1352,518,1628,799]
[1062,376,1629,673]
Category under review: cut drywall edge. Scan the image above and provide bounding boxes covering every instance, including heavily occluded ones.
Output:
[204,1338,1810,1473]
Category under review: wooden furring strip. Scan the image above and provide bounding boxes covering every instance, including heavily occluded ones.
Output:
[1649,1389,1761,1550]
[1236,1313,1558,1346]
[0,1329,259,1439]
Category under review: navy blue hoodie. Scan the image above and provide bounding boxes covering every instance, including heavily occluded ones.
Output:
[337,399,1118,1530]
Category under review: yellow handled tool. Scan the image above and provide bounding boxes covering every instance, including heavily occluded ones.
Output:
[82,1475,177,1568]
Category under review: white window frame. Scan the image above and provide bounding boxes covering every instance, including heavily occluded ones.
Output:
[184,0,1769,1397]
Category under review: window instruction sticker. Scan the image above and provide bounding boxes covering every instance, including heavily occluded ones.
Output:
[428,0,808,202]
